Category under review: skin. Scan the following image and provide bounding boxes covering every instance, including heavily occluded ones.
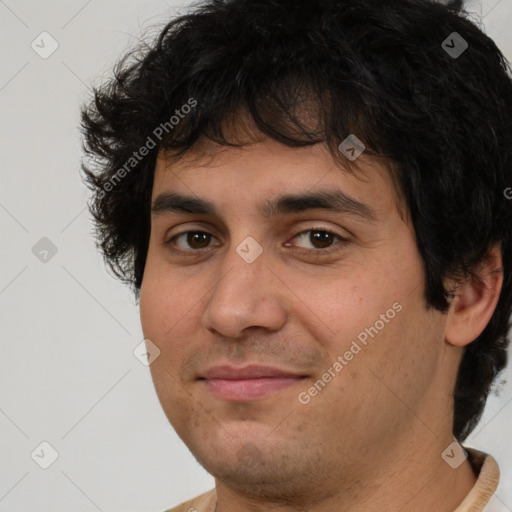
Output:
[139,129,502,512]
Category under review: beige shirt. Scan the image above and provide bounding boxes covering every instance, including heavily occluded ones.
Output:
[165,448,500,512]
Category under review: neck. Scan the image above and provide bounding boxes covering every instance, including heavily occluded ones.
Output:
[214,433,477,512]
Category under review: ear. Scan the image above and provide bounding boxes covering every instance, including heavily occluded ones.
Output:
[445,243,503,347]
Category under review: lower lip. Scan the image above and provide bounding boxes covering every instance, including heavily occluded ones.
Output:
[202,377,305,401]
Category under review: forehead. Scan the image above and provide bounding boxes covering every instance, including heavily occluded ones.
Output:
[151,138,406,223]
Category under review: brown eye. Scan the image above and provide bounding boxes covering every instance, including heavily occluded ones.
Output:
[310,230,336,249]
[290,229,345,251]
[185,232,211,249]
[168,231,216,250]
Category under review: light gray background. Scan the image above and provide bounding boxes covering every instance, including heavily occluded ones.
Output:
[0,1,511,511]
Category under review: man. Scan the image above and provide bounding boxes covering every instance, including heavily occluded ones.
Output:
[80,0,512,510]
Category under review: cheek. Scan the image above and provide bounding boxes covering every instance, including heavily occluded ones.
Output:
[139,248,157,336]
[139,276,164,340]
[139,251,181,339]
[139,266,198,429]
[140,279,188,375]
[139,258,203,375]
[303,272,389,349]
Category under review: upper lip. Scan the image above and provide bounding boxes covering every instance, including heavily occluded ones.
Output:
[200,365,306,380]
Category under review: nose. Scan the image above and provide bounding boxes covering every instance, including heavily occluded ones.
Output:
[201,241,288,340]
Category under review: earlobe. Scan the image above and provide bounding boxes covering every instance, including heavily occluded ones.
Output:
[445,244,503,347]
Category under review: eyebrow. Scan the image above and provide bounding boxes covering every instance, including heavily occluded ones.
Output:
[151,189,377,222]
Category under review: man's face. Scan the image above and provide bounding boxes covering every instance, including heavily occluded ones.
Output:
[139,136,451,499]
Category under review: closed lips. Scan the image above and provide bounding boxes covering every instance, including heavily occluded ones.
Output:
[200,365,307,380]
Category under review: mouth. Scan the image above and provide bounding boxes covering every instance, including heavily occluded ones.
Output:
[198,365,308,401]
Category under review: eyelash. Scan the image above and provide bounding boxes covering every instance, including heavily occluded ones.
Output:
[164,227,348,258]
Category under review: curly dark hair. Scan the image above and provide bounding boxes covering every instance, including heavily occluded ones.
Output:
[80,0,512,442]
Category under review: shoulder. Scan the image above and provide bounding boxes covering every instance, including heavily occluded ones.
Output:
[453,447,500,512]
